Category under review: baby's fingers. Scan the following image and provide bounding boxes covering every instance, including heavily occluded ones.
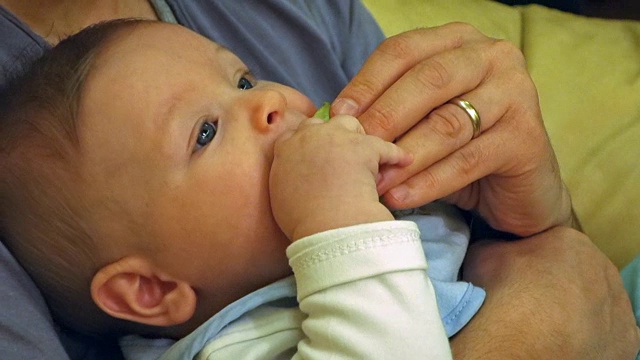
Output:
[372,139,413,193]
[297,116,328,129]
[375,138,414,168]
[328,114,366,134]
[326,115,412,166]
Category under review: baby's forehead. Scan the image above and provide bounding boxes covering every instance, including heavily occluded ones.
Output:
[100,22,219,61]
[85,22,225,96]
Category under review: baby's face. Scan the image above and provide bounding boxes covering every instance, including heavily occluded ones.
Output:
[76,23,315,304]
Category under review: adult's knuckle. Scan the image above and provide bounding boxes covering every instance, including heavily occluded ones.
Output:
[414,58,452,91]
[507,70,536,93]
[419,169,441,190]
[443,22,481,39]
[428,106,468,145]
[366,105,398,134]
[505,74,541,119]
[491,39,525,64]
[348,76,383,103]
[378,33,417,62]
[486,40,529,82]
[458,145,484,175]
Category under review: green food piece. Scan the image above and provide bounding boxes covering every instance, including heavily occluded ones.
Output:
[314,102,331,122]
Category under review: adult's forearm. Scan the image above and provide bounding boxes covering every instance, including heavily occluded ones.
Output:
[450,281,569,359]
[453,227,639,359]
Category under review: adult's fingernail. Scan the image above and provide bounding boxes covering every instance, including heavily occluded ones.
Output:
[388,185,408,203]
[332,98,359,116]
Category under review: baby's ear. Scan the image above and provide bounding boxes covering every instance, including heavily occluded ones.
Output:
[91,256,196,327]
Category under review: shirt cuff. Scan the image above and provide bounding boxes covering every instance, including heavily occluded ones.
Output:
[286,221,428,300]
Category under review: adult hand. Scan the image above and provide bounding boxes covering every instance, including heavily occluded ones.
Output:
[332,22,574,236]
[450,226,640,359]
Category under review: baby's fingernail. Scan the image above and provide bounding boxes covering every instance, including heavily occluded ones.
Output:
[332,98,359,116]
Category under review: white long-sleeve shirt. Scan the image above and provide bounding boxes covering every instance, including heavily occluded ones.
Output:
[121,203,485,359]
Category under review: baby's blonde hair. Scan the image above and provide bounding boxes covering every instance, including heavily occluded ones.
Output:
[0,19,150,337]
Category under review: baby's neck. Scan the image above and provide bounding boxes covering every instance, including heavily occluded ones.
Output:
[0,0,158,45]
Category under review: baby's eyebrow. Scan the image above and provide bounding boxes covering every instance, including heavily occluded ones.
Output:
[152,85,197,159]
[207,43,246,70]
[208,43,233,61]
[216,44,232,53]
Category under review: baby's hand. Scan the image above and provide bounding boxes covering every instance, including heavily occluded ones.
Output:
[270,115,413,241]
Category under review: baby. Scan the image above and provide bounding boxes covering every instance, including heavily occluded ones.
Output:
[0,20,484,359]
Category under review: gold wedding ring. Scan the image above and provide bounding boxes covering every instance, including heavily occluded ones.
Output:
[448,98,481,139]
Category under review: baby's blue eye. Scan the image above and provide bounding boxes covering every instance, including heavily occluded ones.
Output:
[237,76,254,90]
[196,122,217,148]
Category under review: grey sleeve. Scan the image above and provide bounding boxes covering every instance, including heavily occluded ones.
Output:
[0,241,70,360]
[0,10,71,359]
[303,0,386,79]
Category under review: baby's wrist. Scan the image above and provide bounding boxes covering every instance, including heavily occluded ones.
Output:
[290,202,394,241]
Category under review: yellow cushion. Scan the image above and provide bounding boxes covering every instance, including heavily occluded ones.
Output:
[363,0,640,268]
